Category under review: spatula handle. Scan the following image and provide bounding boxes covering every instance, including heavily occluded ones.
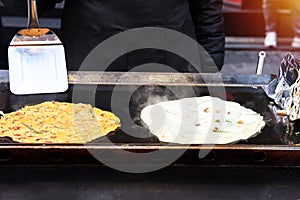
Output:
[27,0,40,28]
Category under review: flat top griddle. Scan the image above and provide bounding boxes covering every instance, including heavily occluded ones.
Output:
[0,70,298,167]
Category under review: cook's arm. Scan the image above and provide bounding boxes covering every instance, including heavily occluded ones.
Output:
[188,0,225,71]
[2,0,63,16]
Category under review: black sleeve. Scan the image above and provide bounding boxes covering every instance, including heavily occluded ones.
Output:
[2,0,63,16]
[188,0,225,70]
[0,21,8,68]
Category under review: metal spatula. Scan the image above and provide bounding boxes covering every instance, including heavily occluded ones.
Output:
[8,0,68,95]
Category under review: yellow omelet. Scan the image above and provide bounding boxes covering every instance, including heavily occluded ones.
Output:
[0,101,120,143]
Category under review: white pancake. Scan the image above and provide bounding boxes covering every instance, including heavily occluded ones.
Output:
[141,96,265,144]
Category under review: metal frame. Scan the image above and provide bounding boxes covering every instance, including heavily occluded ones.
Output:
[0,70,273,87]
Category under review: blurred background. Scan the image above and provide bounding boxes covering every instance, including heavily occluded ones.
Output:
[0,0,299,75]
[222,0,300,75]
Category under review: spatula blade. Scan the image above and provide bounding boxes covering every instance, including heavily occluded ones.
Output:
[8,44,68,95]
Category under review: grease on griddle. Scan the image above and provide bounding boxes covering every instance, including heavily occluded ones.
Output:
[283,119,300,145]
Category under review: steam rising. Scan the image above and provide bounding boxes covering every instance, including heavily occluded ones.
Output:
[129,85,199,126]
